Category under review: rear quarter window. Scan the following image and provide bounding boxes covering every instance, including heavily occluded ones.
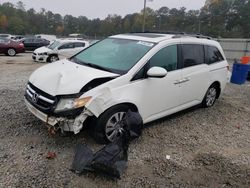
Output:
[59,43,74,49]
[206,45,224,64]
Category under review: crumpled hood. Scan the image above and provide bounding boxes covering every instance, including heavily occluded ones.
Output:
[29,59,119,96]
[34,46,52,54]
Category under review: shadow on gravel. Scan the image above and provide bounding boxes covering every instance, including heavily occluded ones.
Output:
[149,153,250,187]
[144,105,201,129]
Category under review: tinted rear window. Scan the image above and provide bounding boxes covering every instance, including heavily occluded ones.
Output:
[182,44,205,68]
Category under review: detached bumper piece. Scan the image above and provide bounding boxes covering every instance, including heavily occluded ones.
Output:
[71,110,143,179]
[71,130,129,179]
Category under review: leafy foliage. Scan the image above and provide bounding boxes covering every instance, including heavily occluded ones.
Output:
[0,0,249,38]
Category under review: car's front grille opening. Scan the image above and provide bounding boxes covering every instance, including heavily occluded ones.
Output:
[26,83,56,110]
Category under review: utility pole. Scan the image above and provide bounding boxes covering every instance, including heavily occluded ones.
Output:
[142,0,146,32]
[142,0,153,32]
[157,15,161,30]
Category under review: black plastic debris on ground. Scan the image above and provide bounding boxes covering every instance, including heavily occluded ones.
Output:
[71,110,143,179]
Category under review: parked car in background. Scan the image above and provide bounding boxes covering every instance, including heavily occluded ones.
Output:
[35,34,57,43]
[21,38,50,51]
[12,35,25,41]
[0,34,14,40]
[0,38,25,56]
[25,32,229,143]
[90,40,100,45]
[32,39,89,63]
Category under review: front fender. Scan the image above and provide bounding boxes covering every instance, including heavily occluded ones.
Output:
[85,87,138,118]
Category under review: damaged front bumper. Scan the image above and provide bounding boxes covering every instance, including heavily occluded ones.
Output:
[24,98,93,134]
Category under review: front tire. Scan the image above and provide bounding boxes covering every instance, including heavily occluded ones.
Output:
[202,84,218,108]
[7,48,16,56]
[48,55,59,63]
[92,105,130,144]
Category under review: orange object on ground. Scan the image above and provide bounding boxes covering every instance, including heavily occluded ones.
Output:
[241,56,250,64]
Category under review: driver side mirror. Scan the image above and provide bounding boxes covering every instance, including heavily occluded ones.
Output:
[147,67,167,78]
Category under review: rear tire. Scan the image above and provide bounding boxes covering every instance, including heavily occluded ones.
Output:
[7,48,16,56]
[91,105,130,144]
[202,84,219,108]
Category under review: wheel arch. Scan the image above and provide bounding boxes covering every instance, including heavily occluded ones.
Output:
[210,81,221,99]
[87,101,139,118]
[46,54,59,62]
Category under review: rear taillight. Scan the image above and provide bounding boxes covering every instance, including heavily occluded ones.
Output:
[19,43,24,46]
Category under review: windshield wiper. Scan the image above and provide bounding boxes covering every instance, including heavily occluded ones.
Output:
[83,63,113,73]
[70,57,113,73]
[70,57,84,64]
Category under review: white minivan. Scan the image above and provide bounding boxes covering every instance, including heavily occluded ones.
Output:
[25,33,229,143]
[32,39,89,63]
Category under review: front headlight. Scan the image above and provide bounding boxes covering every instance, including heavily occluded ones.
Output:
[54,96,92,112]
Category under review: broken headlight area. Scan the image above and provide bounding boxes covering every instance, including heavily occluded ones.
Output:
[54,96,92,113]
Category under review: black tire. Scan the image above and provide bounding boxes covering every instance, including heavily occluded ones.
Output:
[48,55,59,63]
[247,72,250,81]
[91,104,130,144]
[7,48,16,56]
[202,84,219,108]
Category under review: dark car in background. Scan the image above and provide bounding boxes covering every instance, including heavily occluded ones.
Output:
[0,38,25,56]
[21,38,50,51]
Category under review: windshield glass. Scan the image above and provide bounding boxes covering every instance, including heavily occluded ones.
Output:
[71,38,155,74]
[48,41,60,50]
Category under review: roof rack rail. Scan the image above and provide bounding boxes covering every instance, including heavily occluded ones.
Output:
[128,31,212,39]
[130,31,186,35]
[172,33,212,40]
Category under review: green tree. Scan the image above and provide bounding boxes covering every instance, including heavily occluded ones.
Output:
[0,15,8,32]
[16,1,25,11]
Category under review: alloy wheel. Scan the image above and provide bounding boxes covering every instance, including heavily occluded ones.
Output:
[105,111,126,142]
[8,49,16,56]
[206,87,217,107]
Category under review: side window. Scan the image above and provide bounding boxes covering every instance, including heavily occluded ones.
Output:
[207,46,224,64]
[132,65,148,81]
[74,42,85,48]
[36,39,43,43]
[25,39,33,43]
[132,45,178,81]
[59,43,74,50]
[149,45,178,71]
[182,44,205,68]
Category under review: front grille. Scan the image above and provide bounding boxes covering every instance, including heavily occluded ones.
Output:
[25,83,56,113]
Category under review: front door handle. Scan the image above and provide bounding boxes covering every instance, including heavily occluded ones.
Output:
[174,78,190,85]
[176,78,190,84]
[182,78,190,83]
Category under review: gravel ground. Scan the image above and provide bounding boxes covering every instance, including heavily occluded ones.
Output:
[0,53,250,188]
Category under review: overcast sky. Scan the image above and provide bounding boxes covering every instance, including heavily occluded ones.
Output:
[1,0,206,19]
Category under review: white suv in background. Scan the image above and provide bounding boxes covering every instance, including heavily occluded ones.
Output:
[25,33,229,143]
[32,39,89,63]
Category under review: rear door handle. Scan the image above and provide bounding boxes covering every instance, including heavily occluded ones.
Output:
[174,80,180,85]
